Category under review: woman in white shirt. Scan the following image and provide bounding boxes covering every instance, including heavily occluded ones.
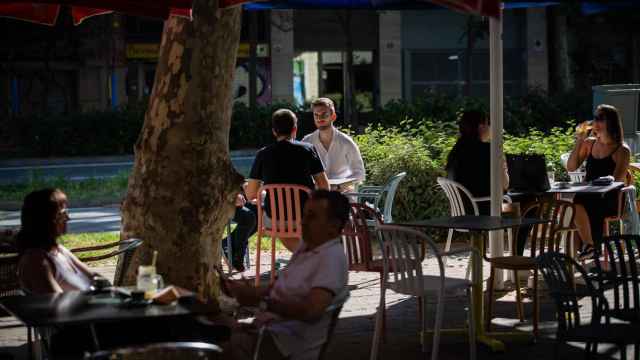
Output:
[17,188,98,294]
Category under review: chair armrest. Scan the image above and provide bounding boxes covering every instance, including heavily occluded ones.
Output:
[357,186,383,192]
[469,196,491,203]
[75,239,143,263]
[71,240,124,253]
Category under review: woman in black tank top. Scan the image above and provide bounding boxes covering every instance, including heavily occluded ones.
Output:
[566,105,631,258]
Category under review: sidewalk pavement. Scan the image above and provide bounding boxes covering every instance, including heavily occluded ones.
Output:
[0,243,627,360]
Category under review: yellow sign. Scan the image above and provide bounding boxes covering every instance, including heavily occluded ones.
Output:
[126,44,160,59]
[237,43,269,58]
[127,43,269,60]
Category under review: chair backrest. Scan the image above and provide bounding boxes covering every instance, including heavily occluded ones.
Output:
[521,199,575,258]
[341,203,382,272]
[594,234,640,321]
[376,224,442,296]
[536,252,605,333]
[376,172,406,224]
[567,171,585,183]
[73,238,143,287]
[0,253,21,298]
[257,184,312,238]
[255,291,350,360]
[87,341,223,359]
[620,186,640,235]
[317,290,350,360]
[436,177,480,216]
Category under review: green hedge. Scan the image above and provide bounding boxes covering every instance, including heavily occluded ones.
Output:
[1,89,589,158]
[353,120,577,222]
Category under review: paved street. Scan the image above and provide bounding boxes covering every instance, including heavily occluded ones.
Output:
[0,207,121,234]
[0,151,256,185]
[0,244,631,360]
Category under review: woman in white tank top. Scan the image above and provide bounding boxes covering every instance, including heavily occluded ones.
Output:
[17,188,97,294]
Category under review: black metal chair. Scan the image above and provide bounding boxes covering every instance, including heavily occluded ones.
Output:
[536,252,640,360]
[0,252,35,359]
[85,341,223,359]
[253,291,350,360]
[593,234,640,324]
[71,238,143,286]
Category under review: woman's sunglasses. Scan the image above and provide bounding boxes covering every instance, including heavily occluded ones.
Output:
[594,113,606,122]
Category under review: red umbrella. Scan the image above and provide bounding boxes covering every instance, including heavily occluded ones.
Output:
[428,0,500,18]
[0,1,192,25]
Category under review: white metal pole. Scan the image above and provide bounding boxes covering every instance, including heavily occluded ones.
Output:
[489,6,505,288]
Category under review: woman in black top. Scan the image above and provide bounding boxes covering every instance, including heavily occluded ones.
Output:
[567,104,630,258]
[445,110,509,215]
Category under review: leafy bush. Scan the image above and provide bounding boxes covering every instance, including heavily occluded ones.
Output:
[353,125,448,222]
[373,89,590,136]
[353,119,577,222]
[504,126,576,180]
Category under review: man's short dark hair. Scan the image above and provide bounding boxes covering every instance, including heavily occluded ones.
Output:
[272,109,297,136]
[311,190,350,229]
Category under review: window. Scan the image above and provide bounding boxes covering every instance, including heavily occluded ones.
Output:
[293,50,375,112]
[406,49,525,99]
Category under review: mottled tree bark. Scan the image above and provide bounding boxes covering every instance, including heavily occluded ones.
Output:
[118,0,243,303]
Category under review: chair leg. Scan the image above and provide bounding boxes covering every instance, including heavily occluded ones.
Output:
[430,294,444,360]
[379,272,387,343]
[514,270,524,322]
[370,288,386,360]
[270,235,276,285]
[444,229,454,269]
[27,326,33,360]
[255,232,262,287]
[584,342,592,360]
[533,269,539,339]
[485,266,495,332]
[467,287,476,360]
[618,343,627,360]
[445,229,454,252]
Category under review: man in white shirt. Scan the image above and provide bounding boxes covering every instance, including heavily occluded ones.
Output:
[224,190,350,360]
[302,98,365,187]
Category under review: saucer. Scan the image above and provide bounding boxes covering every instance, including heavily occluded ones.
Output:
[553,182,571,189]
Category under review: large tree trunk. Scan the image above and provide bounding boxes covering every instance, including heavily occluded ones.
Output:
[119,0,244,303]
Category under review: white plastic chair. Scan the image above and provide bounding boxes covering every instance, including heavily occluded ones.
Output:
[436,177,512,252]
[560,152,586,183]
[348,172,407,224]
[370,225,476,360]
[437,177,513,279]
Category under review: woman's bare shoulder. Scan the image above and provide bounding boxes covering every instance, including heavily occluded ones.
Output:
[616,143,632,158]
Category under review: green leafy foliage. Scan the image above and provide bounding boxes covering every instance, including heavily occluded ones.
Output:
[353,123,449,222]
[353,119,577,222]
[504,126,576,180]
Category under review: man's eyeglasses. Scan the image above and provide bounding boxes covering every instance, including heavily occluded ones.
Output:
[313,111,332,120]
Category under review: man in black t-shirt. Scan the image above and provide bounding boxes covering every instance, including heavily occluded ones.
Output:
[245,109,330,251]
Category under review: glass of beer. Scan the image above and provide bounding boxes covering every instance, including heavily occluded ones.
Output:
[576,120,593,135]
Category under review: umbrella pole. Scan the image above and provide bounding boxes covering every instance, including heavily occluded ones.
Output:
[489,6,505,289]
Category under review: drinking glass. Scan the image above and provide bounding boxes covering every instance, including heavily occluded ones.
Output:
[137,266,164,294]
